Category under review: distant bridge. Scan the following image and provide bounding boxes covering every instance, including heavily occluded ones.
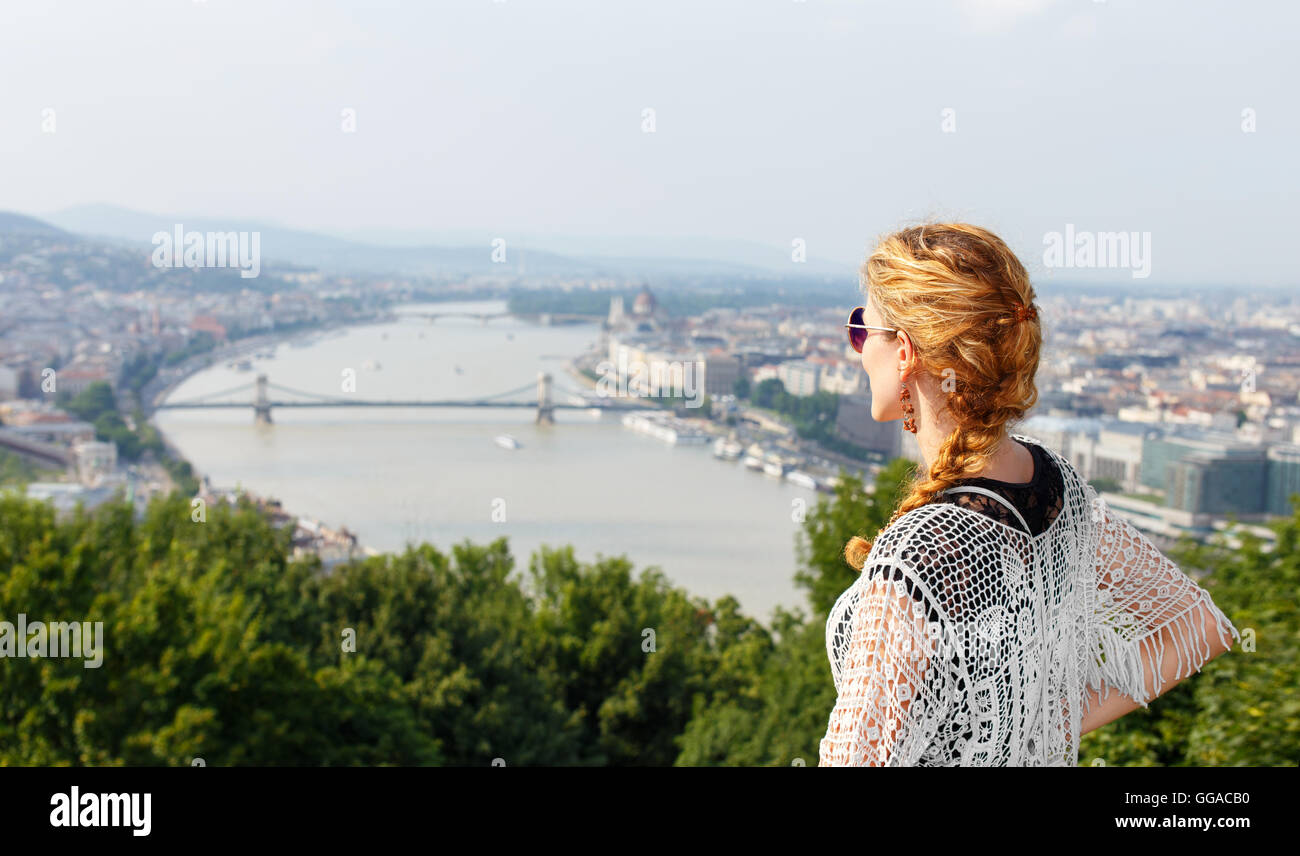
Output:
[400,310,598,325]
[156,373,657,424]
[0,428,74,469]
[401,310,511,323]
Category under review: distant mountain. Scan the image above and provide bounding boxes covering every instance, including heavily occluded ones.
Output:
[45,204,592,277]
[43,204,842,278]
[336,228,853,275]
[0,212,66,236]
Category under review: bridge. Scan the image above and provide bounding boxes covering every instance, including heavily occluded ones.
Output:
[400,310,511,323]
[0,428,74,469]
[155,373,658,424]
[399,310,599,325]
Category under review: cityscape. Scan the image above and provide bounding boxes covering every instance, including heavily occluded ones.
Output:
[3,218,1299,566]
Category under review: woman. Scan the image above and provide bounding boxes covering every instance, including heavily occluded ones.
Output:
[818,223,1240,767]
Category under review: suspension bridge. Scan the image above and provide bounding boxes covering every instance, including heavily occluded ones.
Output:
[155,372,657,424]
[399,310,597,325]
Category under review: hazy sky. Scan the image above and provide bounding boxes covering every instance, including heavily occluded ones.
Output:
[2,0,1296,284]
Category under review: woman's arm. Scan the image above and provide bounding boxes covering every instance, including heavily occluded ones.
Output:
[1080,573,1237,735]
[1079,682,1141,735]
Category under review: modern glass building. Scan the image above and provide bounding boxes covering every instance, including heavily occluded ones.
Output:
[1141,432,1269,515]
[1165,449,1268,515]
[1266,445,1300,517]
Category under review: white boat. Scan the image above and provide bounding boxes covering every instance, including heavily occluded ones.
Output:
[785,470,819,490]
[494,434,520,450]
[742,455,764,470]
[621,412,709,445]
[712,437,743,460]
[762,460,787,478]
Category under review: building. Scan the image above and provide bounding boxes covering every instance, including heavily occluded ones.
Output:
[629,284,662,333]
[0,365,17,399]
[603,337,703,401]
[1141,432,1269,516]
[700,353,740,398]
[190,314,228,341]
[1166,449,1268,515]
[606,295,625,329]
[1266,444,1300,517]
[1086,422,1152,492]
[74,440,117,486]
[24,481,123,515]
[835,391,902,458]
[56,363,112,397]
[818,360,865,395]
[776,360,821,396]
[5,420,96,445]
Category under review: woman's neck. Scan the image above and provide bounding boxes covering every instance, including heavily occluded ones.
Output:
[911,375,958,471]
[911,376,1025,480]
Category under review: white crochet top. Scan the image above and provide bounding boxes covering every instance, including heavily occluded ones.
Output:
[819,434,1241,766]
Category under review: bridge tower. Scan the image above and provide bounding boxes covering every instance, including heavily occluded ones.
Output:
[254,374,273,424]
[536,371,555,425]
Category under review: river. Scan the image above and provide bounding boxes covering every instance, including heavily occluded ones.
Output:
[154,300,817,622]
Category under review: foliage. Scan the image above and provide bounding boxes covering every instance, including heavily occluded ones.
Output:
[58,382,156,463]
[0,459,1290,766]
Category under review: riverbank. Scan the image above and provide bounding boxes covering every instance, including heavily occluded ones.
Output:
[142,313,395,417]
[197,480,380,570]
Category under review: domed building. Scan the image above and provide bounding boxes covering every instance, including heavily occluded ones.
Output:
[630,283,661,332]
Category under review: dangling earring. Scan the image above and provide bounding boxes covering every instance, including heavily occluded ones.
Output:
[900,384,917,433]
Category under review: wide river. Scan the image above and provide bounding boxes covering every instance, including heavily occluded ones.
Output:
[155,300,817,622]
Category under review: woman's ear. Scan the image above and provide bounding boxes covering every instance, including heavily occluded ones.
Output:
[895,330,916,382]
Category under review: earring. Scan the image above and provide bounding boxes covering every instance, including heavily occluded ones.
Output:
[900,384,917,433]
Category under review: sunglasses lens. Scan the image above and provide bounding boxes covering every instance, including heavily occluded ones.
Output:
[848,307,866,352]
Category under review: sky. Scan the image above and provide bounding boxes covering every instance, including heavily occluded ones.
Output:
[1,0,1296,285]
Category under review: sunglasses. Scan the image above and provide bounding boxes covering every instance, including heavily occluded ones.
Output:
[845,305,897,353]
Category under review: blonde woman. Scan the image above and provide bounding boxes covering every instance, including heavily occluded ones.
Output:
[819,223,1240,766]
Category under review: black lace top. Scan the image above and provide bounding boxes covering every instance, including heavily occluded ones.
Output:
[933,438,1065,537]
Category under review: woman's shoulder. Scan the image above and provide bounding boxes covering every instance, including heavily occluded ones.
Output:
[863,501,994,569]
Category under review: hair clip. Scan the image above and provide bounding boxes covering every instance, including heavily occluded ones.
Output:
[1012,302,1038,323]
